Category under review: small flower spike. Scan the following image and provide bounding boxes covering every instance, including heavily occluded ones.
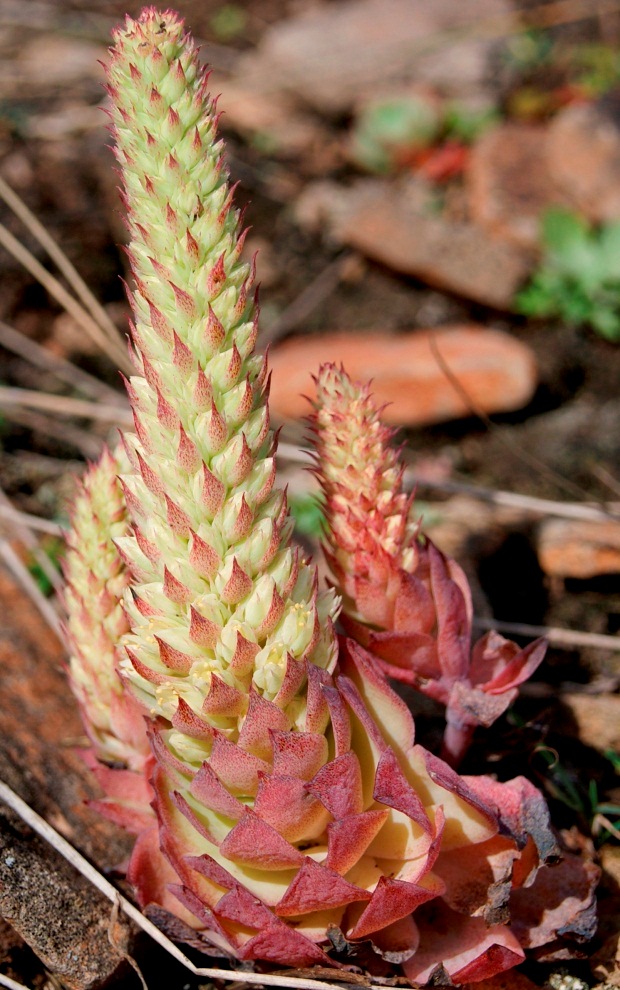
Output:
[65,446,149,775]
[310,363,546,767]
[64,446,153,836]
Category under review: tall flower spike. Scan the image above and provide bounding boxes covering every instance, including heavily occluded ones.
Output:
[99,11,561,975]
[310,364,547,767]
[64,446,153,832]
[107,8,340,726]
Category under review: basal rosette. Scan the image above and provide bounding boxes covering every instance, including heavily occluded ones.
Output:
[145,635,538,976]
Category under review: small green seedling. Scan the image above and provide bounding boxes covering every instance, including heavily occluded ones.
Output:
[533,744,620,844]
[517,208,620,342]
[288,492,325,539]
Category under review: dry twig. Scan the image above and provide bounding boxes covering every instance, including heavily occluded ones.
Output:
[0,386,132,426]
[0,974,32,990]
[0,404,103,459]
[0,319,124,405]
[473,616,620,653]
[0,177,123,350]
[0,224,130,373]
[277,441,620,524]
[0,780,387,990]
[262,254,353,347]
[0,484,62,593]
[428,334,599,506]
[0,541,62,639]
[0,504,63,537]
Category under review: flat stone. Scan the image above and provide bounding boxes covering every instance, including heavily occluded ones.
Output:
[468,123,570,250]
[0,566,132,869]
[213,71,327,157]
[237,0,510,114]
[560,694,620,754]
[268,324,537,422]
[0,804,132,990]
[547,98,620,223]
[15,35,105,88]
[317,177,532,309]
[537,518,620,579]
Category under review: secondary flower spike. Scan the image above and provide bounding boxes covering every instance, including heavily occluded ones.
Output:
[64,446,153,833]
[65,446,149,774]
[310,364,547,766]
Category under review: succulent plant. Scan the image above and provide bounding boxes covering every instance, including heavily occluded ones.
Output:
[310,364,547,767]
[350,95,442,174]
[63,7,598,980]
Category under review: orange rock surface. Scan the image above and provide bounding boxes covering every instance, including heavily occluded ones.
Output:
[537,518,620,579]
[268,325,537,424]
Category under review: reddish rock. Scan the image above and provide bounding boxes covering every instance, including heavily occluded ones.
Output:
[212,71,327,157]
[0,566,132,868]
[0,804,132,990]
[537,517,620,579]
[268,325,537,423]
[547,99,620,223]
[560,694,620,754]
[238,0,511,114]
[0,566,138,986]
[317,178,532,309]
[468,123,570,250]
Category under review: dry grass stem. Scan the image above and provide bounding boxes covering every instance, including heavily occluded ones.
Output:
[0,320,125,405]
[407,475,620,524]
[1,405,103,459]
[0,504,64,537]
[262,254,353,346]
[277,441,620,524]
[0,223,130,372]
[590,463,620,499]
[0,780,388,990]
[107,898,149,990]
[0,974,32,990]
[473,616,620,653]
[0,386,133,426]
[0,176,124,351]
[428,334,597,504]
[0,484,62,593]
[0,540,62,639]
